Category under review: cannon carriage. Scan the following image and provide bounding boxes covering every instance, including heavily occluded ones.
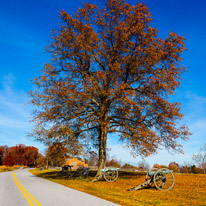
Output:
[101,167,119,182]
[129,168,175,191]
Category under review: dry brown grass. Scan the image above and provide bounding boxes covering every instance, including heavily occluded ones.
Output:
[30,169,206,206]
[0,165,24,173]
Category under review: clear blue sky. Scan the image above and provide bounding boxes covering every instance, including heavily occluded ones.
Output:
[0,0,205,167]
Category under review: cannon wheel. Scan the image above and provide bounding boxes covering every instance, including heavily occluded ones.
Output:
[103,169,118,182]
[145,168,158,187]
[153,168,175,191]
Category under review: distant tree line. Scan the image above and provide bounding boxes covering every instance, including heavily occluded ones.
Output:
[11,142,202,175]
[0,144,39,167]
[152,162,205,174]
[84,152,205,174]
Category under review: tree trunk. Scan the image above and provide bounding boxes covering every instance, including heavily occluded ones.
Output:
[97,128,107,176]
[91,125,107,181]
[46,158,49,169]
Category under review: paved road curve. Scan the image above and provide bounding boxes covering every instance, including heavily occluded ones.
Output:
[0,169,119,206]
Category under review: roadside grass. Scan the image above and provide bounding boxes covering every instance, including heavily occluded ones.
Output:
[30,169,206,206]
[0,165,25,173]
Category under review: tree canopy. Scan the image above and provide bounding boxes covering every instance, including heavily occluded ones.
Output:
[45,142,69,167]
[29,0,190,176]
[0,144,39,166]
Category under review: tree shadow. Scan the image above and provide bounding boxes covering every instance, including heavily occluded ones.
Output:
[128,185,157,191]
[32,169,147,183]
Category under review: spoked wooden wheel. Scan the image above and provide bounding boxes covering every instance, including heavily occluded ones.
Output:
[103,169,118,182]
[145,168,158,187]
[153,168,175,191]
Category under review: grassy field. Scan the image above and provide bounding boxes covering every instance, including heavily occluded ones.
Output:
[30,169,206,206]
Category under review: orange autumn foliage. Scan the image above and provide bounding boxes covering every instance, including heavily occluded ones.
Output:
[0,144,39,167]
[29,0,190,176]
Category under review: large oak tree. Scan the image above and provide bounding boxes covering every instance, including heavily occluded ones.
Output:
[29,0,190,177]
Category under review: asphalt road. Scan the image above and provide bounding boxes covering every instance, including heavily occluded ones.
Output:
[0,169,119,206]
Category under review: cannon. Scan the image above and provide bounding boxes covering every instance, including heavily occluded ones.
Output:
[89,167,119,182]
[72,166,90,178]
[101,168,119,182]
[128,168,175,191]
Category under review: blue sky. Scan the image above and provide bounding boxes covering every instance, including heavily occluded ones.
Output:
[0,0,205,167]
